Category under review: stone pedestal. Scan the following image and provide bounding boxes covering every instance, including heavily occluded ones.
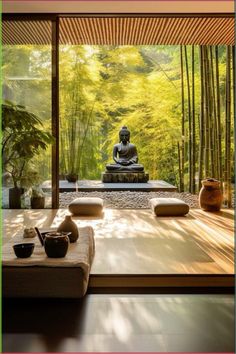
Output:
[102,172,149,183]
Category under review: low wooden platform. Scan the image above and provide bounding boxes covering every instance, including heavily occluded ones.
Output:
[42,179,177,192]
[3,208,234,291]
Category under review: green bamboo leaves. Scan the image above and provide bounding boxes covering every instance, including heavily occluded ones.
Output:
[58,44,233,201]
[180,45,234,205]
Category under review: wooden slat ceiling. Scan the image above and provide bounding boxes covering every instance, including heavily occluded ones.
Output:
[3,20,52,45]
[60,17,235,45]
[3,16,235,46]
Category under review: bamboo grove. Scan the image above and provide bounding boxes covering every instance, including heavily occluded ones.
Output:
[3,44,234,204]
[178,45,234,206]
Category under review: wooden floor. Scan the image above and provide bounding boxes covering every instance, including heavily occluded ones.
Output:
[3,294,234,352]
[2,208,235,352]
[3,208,234,289]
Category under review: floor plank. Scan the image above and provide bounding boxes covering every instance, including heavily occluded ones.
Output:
[3,208,234,276]
[3,294,234,352]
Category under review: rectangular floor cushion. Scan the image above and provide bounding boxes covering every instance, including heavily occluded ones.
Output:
[2,226,95,298]
[150,198,189,216]
[69,197,103,216]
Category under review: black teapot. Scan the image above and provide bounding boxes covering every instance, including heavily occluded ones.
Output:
[35,228,70,258]
[44,232,70,258]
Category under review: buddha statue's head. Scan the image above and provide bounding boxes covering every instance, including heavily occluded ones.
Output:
[119,126,130,144]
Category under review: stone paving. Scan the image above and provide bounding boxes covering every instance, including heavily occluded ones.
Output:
[59,190,200,208]
[3,186,233,209]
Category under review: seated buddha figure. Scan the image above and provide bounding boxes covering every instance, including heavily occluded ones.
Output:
[106,126,144,172]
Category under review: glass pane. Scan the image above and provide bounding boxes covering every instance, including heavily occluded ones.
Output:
[59,45,105,181]
[2,20,53,209]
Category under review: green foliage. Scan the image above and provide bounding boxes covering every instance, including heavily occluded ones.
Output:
[3,43,233,191]
[2,101,54,188]
[31,186,45,198]
[58,44,233,186]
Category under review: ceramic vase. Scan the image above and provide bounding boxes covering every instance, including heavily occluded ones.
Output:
[57,215,79,243]
[199,178,223,211]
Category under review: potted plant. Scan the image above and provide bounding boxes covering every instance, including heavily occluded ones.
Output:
[30,186,45,209]
[65,172,78,183]
[21,170,45,209]
[8,165,38,209]
[2,101,53,208]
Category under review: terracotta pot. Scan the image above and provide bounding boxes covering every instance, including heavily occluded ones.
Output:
[9,187,24,209]
[31,196,45,209]
[199,178,223,211]
[57,215,79,243]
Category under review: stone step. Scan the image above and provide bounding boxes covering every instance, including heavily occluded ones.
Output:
[102,171,149,183]
[41,179,178,192]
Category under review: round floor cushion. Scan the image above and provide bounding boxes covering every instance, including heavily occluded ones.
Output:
[69,197,104,216]
[150,198,189,216]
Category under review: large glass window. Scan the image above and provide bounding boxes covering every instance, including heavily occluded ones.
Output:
[58,17,234,206]
[2,16,234,208]
[2,20,53,208]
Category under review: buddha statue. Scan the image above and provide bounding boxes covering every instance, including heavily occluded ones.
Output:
[106,126,144,172]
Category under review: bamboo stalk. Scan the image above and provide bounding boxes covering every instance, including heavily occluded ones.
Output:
[198,46,205,190]
[215,46,222,185]
[59,117,66,174]
[184,45,192,192]
[210,46,218,179]
[232,46,235,195]
[224,46,232,207]
[180,45,185,192]
[192,45,196,193]
[203,46,210,177]
[205,46,215,177]
[231,46,235,206]
[232,46,235,119]
[177,141,182,192]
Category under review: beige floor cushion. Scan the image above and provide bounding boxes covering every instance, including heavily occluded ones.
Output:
[69,197,104,216]
[150,198,189,216]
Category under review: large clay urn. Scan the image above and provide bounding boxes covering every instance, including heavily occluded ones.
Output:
[199,178,223,211]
